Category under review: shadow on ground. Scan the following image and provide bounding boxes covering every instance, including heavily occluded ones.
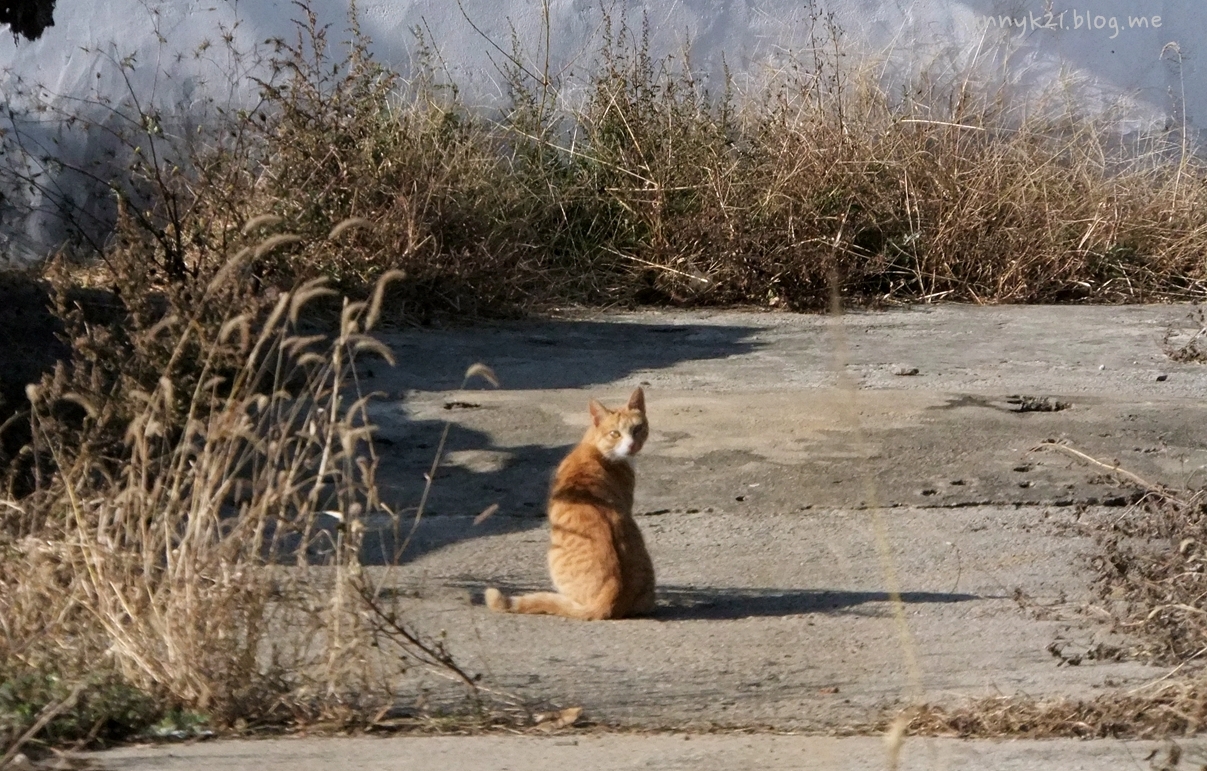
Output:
[382,318,766,391]
[375,419,570,523]
[653,585,982,620]
[444,581,982,620]
[330,318,769,562]
[275,318,765,565]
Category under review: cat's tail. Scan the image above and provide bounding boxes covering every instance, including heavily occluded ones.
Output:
[484,587,613,620]
[484,587,512,612]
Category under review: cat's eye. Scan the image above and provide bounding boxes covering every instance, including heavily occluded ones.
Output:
[608,430,621,438]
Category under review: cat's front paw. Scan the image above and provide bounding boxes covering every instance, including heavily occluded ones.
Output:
[484,587,511,612]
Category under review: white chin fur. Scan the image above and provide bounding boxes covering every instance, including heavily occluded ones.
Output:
[605,436,634,460]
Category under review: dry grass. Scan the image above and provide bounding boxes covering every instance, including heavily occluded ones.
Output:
[557,18,1207,309]
[1092,493,1207,666]
[5,4,1207,316]
[0,224,495,758]
[897,686,1207,739]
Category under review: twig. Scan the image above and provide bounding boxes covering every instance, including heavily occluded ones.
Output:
[1126,645,1207,695]
[600,246,710,283]
[899,118,988,132]
[353,577,479,692]
[1030,441,1183,504]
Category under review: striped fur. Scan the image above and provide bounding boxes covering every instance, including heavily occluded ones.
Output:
[485,388,655,620]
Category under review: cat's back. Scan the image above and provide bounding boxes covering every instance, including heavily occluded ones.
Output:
[549,442,635,521]
[545,439,653,615]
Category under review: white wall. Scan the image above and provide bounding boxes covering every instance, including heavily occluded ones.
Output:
[0,0,1198,259]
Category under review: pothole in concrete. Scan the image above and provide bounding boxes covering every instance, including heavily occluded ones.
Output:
[1007,395,1071,412]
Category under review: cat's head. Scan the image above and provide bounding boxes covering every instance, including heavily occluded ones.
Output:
[588,387,649,462]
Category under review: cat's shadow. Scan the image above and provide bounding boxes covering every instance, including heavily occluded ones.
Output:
[653,585,980,620]
[471,582,982,620]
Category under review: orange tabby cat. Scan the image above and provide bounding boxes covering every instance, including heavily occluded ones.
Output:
[485,387,655,620]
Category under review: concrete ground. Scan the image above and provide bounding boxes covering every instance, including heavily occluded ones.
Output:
[89,304,1207,768]
[91,733,1207,771]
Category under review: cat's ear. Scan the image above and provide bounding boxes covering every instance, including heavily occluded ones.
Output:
[627,387,645,412]
[589,399,610,426]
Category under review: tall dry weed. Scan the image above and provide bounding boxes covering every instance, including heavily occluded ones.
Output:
[0,224,475,753]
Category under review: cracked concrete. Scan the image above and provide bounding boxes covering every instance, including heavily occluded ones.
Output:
[90,304,1207,768]
[346,305,1206,727]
